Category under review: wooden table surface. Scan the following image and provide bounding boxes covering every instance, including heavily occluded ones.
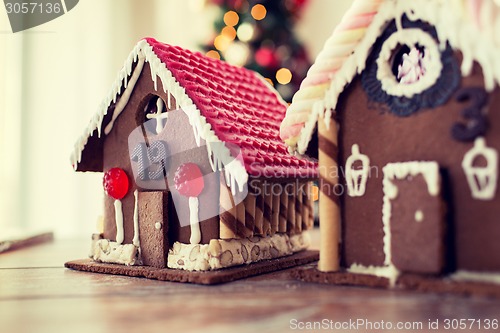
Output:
[1,229,500,333]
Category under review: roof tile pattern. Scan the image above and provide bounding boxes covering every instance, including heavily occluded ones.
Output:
[146,38,317,179]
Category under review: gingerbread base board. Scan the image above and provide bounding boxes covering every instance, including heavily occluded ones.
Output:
[292,264,500,298]
[65,250,319,285]
[291,263,390,289]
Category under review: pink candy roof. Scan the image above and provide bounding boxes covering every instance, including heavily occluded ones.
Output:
[144,38,316,179]
[74,38,317,179]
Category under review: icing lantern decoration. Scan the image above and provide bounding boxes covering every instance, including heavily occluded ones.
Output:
[103,168,129,244]
[462,138,499,200]
[174,163,205,244]
[345,144,370,197]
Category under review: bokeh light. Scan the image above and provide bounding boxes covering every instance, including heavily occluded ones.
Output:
[276,67,292,84]
[251,4,267,21]
[205,50,221,60]
[214,35,231,51]
[224,42,250,66]
[237,22,255,42]
[221,26,237,40]
[223,11,239,26]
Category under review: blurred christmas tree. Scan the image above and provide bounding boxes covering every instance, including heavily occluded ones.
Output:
[202,0,311,102]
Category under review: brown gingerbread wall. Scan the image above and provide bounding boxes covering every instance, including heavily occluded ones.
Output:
[336,53,500,273]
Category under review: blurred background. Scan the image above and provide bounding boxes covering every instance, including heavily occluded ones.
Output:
[0,0,350,238]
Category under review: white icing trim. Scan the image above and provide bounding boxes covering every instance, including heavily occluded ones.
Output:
[383,161,440,197]
[114,199,124,245]
[132,190,140,247]
[462,137,499,200]
[345,144,370,197]
[348,263,399,287]
[70,40,249,194]
[293,0,500,154]
[376,28,442,98]
[451,270,500,285]
[189,197,201,245]
[104,57,145,136]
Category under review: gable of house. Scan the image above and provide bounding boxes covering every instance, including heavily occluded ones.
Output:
[280,0,500,155]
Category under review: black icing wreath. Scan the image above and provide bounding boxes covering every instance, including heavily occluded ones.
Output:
[360,16,460,117]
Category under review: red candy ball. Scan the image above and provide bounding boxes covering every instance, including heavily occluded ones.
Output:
[174,163,205,197]
[103,168,129,200]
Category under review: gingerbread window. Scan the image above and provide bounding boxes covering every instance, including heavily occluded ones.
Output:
[138,94,169,135]
[361,18,460,117]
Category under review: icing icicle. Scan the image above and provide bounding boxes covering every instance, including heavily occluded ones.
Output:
[104,56,145,135]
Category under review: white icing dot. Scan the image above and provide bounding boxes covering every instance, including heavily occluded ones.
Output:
[155,222,162,230]
[415,210,424,223]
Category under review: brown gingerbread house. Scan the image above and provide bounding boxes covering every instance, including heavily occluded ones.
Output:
[281,0,500,294]
[67,38,317,281]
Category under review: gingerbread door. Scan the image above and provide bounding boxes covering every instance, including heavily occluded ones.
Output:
[382,162,446,274]
[138,191,169,268]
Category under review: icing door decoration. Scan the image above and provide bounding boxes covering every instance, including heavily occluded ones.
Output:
[462,137,498,200]
[345,144,370,197]
[138,191,169,268]
[103,168,129,244]
[382,161,445,274]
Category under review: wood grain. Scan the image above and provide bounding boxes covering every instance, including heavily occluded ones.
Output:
[1,229,500,333]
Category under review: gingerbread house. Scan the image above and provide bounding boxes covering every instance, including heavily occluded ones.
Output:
[67,38,317,281]
[281,0,500,294]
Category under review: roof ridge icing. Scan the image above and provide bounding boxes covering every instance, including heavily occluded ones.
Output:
[281,0,500,155]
